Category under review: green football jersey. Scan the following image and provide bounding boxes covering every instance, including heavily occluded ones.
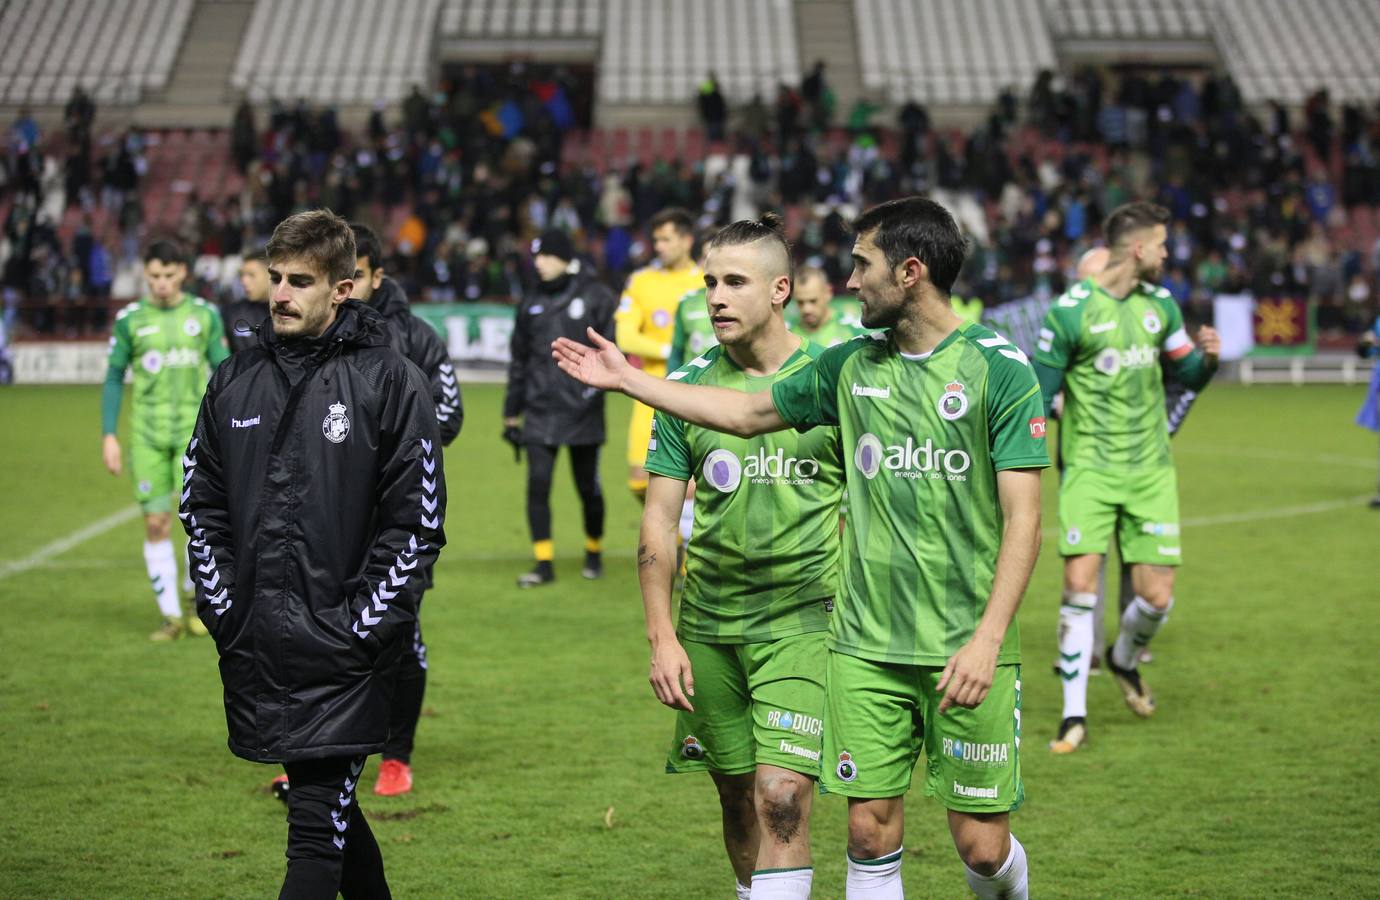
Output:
[1034,278,1189,470]
[795,314,864,348]
[107,294,228,445]
[666,287,717,372]
[772,323,1050,666]
[646,340,844,644]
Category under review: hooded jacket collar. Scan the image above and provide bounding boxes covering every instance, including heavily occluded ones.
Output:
[367,277,410,319]
[259,300,389,380]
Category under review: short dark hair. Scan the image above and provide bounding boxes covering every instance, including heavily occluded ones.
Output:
[707,212,793,277]
[648,207,694,236]
[850,197,967,294]
[1104,201,1170,248]
[144,239,185,267]
[350,223,383,270]
[241,245,267,265]
[267,209,356,282]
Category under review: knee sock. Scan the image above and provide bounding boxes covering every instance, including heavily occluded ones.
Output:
[846,848,903,899]
[751,867,813,899]
[735,881,752,900]
[1058,591,1097,719]
[1113,596,1172,670]
[143,540,181,618]
[679,498,695,545]
[964,835,1027,900]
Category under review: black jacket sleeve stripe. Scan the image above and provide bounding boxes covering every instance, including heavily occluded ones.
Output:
[179,387,235,623]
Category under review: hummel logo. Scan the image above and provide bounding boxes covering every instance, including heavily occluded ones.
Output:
[232,415,261,428]
[136,325,161,337]
[1090,321,1117,334]
[851,383,891,399]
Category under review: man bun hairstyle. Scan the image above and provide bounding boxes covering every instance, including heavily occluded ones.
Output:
[1103,201,1170,249]
[850,196,967,295]
[267,209,357,282]
[350,223,383,270]
[144,239,186,267]
[707,212,794,284]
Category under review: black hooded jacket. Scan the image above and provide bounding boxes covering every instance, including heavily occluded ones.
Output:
[180,301,447,763]
[368,277,462,446]
[503,268,617,446]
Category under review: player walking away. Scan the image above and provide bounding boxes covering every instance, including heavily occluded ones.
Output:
[1355,314,1380,506]
[503,228,618,588]
[1034,202,1219,755]
[794,266,863,347]
[644,216,843,900]
[555,196,1046,900]
[102,239,228,641]
[223,246,271,353]
[181,210,446,899]
[349,224,463,797]
[615,207,703,502]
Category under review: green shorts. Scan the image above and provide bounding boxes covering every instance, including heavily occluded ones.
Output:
[1058,465,1181,565]
[131,438,183,514]
[666,631,827,778]
[821,651,1023,813]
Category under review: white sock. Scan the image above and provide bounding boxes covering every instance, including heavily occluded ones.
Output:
[736,880,752,900]
[679,498,695,544]
[751,867,812,899]
[1057,591,1097,719]
[1112,595,1172,670]
[846,848,903,899]
[964,834,1028,900]
[180,544,194,595]
[143,540,181,618]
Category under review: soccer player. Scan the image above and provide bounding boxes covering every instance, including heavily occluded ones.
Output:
[350,223,463,796]
[1034,202,1219,754]
[793,266,863,347]
[181,209,446,898]
[102,240,228,641]
[644,215,843,900]
[223,246,271,353]
[615,207,704,501]
[555,197,1046,899]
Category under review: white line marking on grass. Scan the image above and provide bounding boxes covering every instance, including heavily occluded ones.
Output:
[1175,446,1375,470]
[0,506,140,582]
[1178,494,1374,528]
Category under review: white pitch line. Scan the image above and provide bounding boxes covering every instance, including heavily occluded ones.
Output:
[1178,494,1373,528]
[0,505,141,582]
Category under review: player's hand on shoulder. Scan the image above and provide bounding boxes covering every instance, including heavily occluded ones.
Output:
[649,637,695,712]
[1196,325,1221,360]
[936,636,1000,714]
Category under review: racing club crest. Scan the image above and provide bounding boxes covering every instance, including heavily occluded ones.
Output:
[937,381,968,421]
[681,735,705,760]
[322,401,350,443]
[183,317,202,337]
[836,751,858,782]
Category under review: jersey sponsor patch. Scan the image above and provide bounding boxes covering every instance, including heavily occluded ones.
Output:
[1029,417,1047,438]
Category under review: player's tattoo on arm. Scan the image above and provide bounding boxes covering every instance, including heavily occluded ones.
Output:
[637,543,657,568]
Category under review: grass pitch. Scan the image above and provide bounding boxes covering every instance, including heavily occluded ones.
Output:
[0,382,1376,898]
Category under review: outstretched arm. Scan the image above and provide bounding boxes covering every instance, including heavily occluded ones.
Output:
[553,327,786,437]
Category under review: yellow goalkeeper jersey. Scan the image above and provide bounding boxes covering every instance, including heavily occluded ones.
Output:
[615,263,704,378]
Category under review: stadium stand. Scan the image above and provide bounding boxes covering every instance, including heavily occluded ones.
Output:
[1043,0,1213,40]
[0,0,195,106]
[439,0,602,38]
[853,0,1058,106]
[1213,0,1380,105]
[229,0,442,104]
[598,0,799,104]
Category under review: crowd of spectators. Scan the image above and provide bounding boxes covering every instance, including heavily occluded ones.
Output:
[3,65,1380,342]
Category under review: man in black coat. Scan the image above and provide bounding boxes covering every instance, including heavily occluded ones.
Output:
[181,209,445,900]
[504,229,616,587]
[349,224,461,797]
[222,245,271,354]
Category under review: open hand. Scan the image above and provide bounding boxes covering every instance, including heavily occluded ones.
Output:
[552,328,630,392]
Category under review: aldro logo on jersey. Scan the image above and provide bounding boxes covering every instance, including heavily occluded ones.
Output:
[140,346,205,374]
[1093,343,1158,376]
[854,433,971,482]
[701,447,821,492]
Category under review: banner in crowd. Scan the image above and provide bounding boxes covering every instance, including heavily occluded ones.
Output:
[1212,293,1255,361]
[411,302,516,369]
[1249,297,1315,356]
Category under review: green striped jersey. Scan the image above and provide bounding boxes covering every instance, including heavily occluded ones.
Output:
[107,294,228,445]
[666,287,717,372]
[771,322,1049,666]
[646,340,843,644]
[794,314,866,348]
[1035,278,1188,470]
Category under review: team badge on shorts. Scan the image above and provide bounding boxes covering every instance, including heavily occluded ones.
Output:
[138,480,151,495]
[1142,310,1162,334]
[1066,526,1081,546]
[836,751,858,783]
[183,317,202,337]
[322,402,350,443]
[937,382,968,421]
[681,735,705,760]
